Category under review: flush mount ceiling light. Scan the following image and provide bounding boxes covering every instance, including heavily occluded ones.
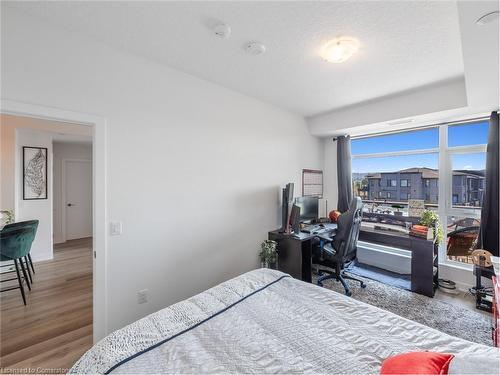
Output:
[476,11,499,25]
[321,37,360,63]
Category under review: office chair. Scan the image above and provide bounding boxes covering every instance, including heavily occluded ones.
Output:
[313,197,366,296]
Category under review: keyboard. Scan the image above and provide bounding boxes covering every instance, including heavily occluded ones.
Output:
[302,225,322,234]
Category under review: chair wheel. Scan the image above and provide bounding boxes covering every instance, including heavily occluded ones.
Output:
[345,291,352,297]
[361,283,367,288]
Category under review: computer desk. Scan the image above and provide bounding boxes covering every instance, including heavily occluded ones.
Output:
[268,223,337,283]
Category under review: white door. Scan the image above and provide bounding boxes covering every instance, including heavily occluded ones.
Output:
[65,160,92,240]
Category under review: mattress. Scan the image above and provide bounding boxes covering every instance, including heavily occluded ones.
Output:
[71,269,499,374]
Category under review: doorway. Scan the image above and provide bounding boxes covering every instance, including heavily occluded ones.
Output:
[0,115,94,370]
[0,100,107,374]
[64,160,92,241]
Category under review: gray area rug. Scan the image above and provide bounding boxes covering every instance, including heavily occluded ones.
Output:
[312,273,492,346]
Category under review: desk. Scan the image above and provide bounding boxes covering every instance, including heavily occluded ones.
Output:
[359,225,438,297]
[268,224,337,283]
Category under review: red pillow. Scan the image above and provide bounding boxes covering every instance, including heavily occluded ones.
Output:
[381,352,455,375]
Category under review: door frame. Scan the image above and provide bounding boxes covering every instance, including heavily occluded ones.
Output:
[1,99,108,342]
[61,158,92,243]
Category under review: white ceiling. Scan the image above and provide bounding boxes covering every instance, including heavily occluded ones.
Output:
[6,1,465,117]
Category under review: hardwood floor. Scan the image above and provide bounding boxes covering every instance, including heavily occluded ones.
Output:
[0,238,93,372]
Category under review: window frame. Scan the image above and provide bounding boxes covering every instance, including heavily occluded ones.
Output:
[400,179,410,187]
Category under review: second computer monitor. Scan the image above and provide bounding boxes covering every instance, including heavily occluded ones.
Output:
[295,196,319,222]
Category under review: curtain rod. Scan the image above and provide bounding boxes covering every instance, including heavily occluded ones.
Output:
[346,115,490,141]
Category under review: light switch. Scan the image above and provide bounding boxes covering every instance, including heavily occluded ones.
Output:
[110,221,123,236]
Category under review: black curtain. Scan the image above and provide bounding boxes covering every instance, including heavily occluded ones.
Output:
[479,111,499,256]
[336,135,353,213]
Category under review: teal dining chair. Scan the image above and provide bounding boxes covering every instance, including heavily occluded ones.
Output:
[2,220,39,276]
[0,227,36,305]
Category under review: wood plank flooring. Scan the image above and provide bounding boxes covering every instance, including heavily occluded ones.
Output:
[0,238,93,372]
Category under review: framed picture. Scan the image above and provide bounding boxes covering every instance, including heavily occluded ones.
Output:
[23,146,48,200]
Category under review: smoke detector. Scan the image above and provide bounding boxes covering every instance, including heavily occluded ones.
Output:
[244,42,266,56]
[212,22,231,39]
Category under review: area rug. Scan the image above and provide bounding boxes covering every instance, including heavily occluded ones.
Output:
[312,273,492,346]
[347,261,411,291]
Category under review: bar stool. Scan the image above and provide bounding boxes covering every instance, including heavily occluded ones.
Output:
[0,227,35,305]
[2,220,39,275]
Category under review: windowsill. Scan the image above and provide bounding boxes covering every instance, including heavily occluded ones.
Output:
[438,260,473,271]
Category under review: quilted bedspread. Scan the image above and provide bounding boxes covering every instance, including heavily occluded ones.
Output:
[70,269,499,374]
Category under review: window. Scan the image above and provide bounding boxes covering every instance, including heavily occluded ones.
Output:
[445,122,488,264]
[448,121,488,147]
[450,153,486,210]
[351,119,490,267]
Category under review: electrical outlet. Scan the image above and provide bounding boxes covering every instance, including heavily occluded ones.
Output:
[137,289,148,304]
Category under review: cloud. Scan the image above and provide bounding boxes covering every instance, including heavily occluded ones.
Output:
[462,165,473,170]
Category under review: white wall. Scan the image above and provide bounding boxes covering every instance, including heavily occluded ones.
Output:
[13,129,53,261]
[1,8,323,332]
[53,142,92,244]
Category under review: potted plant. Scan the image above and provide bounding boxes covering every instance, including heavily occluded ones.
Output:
[391,204,405,216]
[419,210,443,244]
[259,240,278,269]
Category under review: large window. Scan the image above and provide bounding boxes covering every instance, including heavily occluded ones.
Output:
[352,128,439,216]
[351,120,489,266]
[444,121,488,264]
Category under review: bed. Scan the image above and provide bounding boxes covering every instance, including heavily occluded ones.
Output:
[71,269,499,374]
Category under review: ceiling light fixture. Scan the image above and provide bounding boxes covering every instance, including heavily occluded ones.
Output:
[476,11,499,25]
[321,37,360,63]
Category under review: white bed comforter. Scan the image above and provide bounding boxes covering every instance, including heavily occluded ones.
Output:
[71,269,499,374]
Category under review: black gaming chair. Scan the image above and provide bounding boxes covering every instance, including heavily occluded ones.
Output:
[313,197,366,296]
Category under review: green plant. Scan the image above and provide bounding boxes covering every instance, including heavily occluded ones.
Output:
[419,210,443,243]
[1,210,14,225]
[259,240,277,265]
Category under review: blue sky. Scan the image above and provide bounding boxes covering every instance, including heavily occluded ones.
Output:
[351,121,488,173]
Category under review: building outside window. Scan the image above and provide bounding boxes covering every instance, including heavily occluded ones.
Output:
[351,120,489,266]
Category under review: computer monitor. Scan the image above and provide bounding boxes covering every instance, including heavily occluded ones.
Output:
[295,196,319,222]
